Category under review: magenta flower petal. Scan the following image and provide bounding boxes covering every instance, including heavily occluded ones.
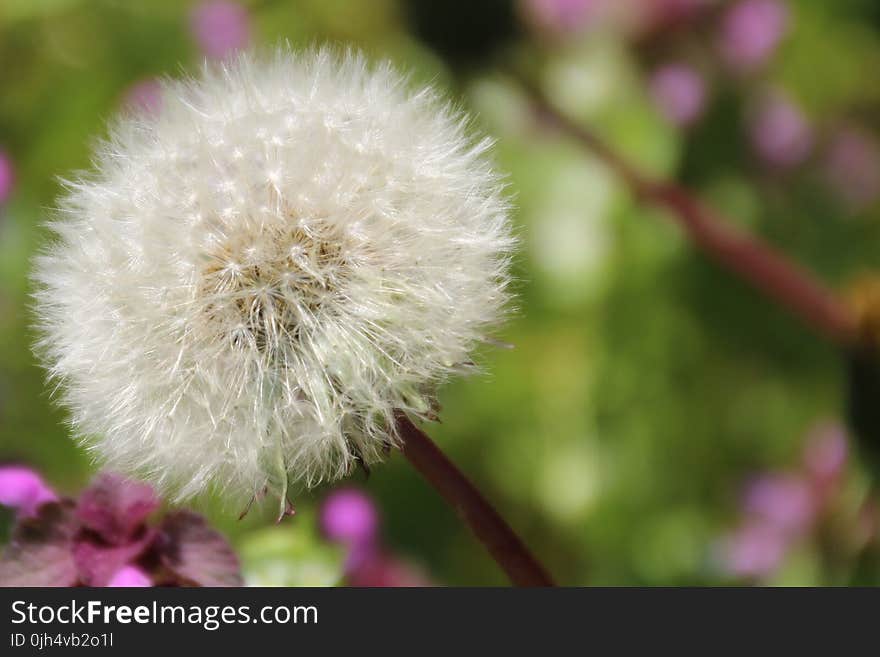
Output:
[0,466,58,518]
[0,501,79,587]
[649,64,707,127]
[75,473,159,545]
[721,521,788,579]
[742,472,815,536]
[0,151,14,204]
[190,1,250,60]
[158,511,243,586]
[320,488,379,547]
[72,528,156,587]
[719,0,788,73]
[107,565,152,587]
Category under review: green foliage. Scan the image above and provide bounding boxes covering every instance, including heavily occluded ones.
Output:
[1,0,879,585]
[238,510,345,587]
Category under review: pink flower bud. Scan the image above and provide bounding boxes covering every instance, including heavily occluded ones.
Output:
[190,1,250,60]
[649,64,707,127]
[320,488,379,548]
[721,521,788,579]
[719,0,788,73]
[107,565,153,587]
[742,472,815,536]
[0,466,57,518]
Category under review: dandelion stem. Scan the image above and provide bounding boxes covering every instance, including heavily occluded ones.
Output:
[515,75,858,347]
[395,412,555,587]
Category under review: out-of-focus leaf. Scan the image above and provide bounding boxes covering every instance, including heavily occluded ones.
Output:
[239,513,344,587]
[158,511,243,587]
[0,0,82,22]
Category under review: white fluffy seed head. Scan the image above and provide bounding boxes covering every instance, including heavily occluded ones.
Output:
[31,48,514,504]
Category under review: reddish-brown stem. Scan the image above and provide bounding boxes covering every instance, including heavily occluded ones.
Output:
[395,412,555,587]
[521,78,858,347]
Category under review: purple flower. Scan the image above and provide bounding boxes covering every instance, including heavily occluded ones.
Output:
[75,472,159,545]
[721,521,788,579]
[823,127,880,210]
[107,565,152,587]
[523,0,599,35]
[719,0,788,73]
[649,64,707,127]
[123,78,163,116]
[0,472,242,587]
[749,93,812,169]
[0,151,15,204]
[742,473,815,536]
[0,466,58,518]
[190,1,250,60]
[320,488,379,547]
[319,487,381,574]
[318,487,433,586]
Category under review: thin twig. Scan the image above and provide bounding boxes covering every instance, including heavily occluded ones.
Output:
[516,74,858,347]
[395,412,555,587]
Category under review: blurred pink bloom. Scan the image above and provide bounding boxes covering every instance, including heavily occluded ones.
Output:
[719,0,788,73]
[347,552,432,587]
[107,565,152,587]
[0,466,58,518]
[522,0,599,35]
[319,487,432,585]
[123,78,163,116]
[803,423,848,487]
[190,1,250,60]
[320,488,379,547]
[749,93,812,168]
[742,473,815,536]
[823,127,880,210]
[649,64,707,127]
[0,151,15,204]
[320,487,381,573]
[76,472,159,545]
[721,521,788,579]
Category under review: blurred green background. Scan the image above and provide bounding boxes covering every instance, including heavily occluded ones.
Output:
[2,0,880,586]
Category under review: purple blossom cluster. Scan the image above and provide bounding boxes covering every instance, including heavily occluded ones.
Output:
[625,0,880,208]
[0,469,242,587]
[319,488,431,587]
[645,0,788,130]
[719,423,851,580]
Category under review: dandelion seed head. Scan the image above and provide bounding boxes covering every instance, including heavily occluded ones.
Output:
[32,48,514,503]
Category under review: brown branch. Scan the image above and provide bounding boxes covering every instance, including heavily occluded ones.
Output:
[518,76,858,347]
[395,412,555,587]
